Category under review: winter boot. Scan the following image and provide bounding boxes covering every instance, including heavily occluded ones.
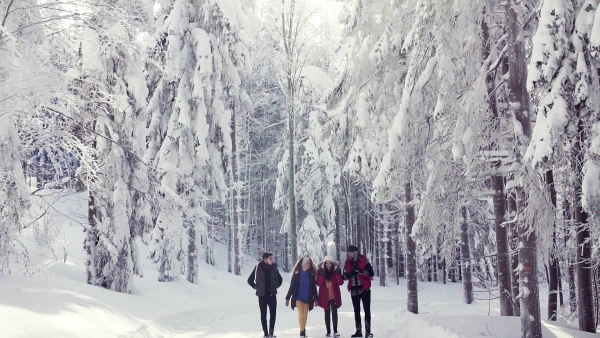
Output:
[366,332,373,338]
[350,330,362,338]
[300,330,306,337]
[334,333,340,337]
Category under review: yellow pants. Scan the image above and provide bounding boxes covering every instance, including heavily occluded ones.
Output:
[296,300,309,331]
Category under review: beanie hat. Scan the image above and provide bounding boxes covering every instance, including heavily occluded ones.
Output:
[301,256,310,266]
[262,252,274,260]
[346,245,359,252]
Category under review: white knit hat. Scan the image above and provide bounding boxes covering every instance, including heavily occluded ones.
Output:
[323,255,335,264]
[301,256,310,266]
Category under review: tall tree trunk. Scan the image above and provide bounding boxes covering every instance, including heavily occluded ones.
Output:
[433,255,438,282]
[261,168,266,252]
[545,170,558,321]
[187,212,198,283]
[405,182,418,314]
[288,108,297,266]
[507,191,521,316]
[563,200,577,314]
[231,103,241,276]
[85,121,98,286]
[515,187,541,336]
[506,1,541,335]
[558,263,564,307]
[483,9,512,315]
[379,205,387,286]
[442,258,447,284]
[334,197,341,262]
[86,190,97,285]
[459,205,473,304]
[573,118,596,333]
[493,174,513,315]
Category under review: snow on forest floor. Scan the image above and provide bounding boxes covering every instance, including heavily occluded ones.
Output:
[0,189,595,338]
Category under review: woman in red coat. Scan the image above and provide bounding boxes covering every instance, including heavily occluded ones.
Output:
[316,255,344,337]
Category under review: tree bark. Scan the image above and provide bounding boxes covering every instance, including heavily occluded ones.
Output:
[86,190,97,286]
[482,9,512,315]
[405,182,418,314]
[516,188,541,337]
[379,205,387,286]
[545,170,558,321]
[459,205,473,304]
[572,118,596,333]
[334,196,341,262]
[433,255,438,282]
[493,174,513,315]
[563,200,577,314]
[187,213,198,283]
[506,0,541,335]
[442,258,447,284]
[507,191,521,316]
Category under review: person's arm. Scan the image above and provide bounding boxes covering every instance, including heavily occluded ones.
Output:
[316,269,326,287]
[364,261,375,277]
[247,267,256,289]
[344,264,357,280]
[285,275,296,301]
[334,267,344,285]
[276,269,283,288]
[313,279,319,303]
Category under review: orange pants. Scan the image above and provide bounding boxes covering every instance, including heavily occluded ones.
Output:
[296,301,309,331]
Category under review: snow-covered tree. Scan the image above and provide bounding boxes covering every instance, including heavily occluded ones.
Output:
[146,0,249,280]
[76,0,153,292]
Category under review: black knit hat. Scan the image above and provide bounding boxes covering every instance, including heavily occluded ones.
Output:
[346,245,359,252]
[262,252,274,259]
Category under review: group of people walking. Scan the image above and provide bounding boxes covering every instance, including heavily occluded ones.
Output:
[247,245,374,338]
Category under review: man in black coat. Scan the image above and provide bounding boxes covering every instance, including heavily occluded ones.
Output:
[248,252,283,338]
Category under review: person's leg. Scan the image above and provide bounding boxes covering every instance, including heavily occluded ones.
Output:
[351,295,362,333]
[296,301,309,333]
[362,291,371,335]
[268,295,277,336]
[324,307,331,335]
[259,296,269,336]
[330,299,338,334]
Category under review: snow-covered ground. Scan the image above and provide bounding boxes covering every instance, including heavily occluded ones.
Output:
[0,190,595,338]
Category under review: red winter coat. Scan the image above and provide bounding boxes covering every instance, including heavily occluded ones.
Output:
[316,267,344,309]
[344,255,372,291]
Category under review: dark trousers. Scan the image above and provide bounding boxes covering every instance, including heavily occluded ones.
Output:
[324,299,338,334]
[351,291,371,333]
[259,295,277,335]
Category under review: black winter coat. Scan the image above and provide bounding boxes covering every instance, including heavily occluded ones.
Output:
[248,262,283,296]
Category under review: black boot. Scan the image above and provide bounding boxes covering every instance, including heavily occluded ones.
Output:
[300,330,306,337]
[351,330,362,338]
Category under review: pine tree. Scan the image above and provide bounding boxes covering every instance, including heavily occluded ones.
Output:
[146,0,249,280]
[77,0,152,292]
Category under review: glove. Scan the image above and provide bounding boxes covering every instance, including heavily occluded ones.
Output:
[345,270,357,279]
[286,299,289,307]
[319,269,326,277]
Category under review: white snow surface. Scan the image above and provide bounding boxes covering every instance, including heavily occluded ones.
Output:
[2,190,595,338]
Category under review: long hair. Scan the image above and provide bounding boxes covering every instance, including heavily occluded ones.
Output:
[292,256,317,275]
